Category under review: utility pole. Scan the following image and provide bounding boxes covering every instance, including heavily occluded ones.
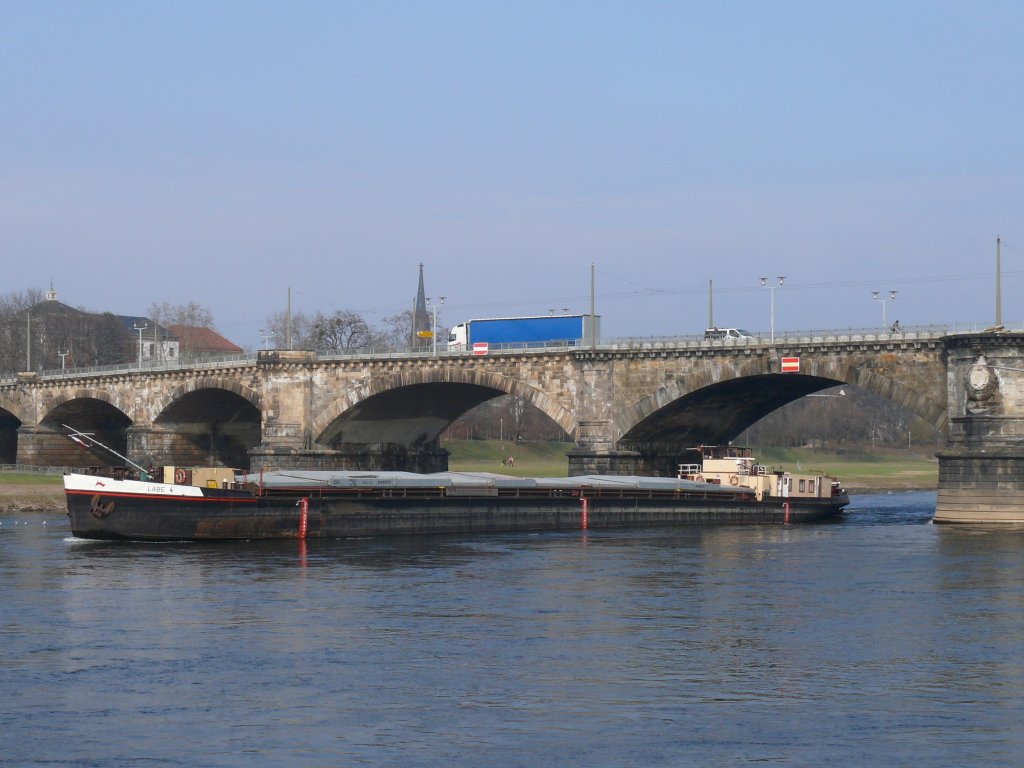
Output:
[996,234,1002,327]
[286,287,292,350]
[708,279,713,329]
[590,263,596,349]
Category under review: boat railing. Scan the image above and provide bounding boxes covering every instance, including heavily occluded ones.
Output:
[676,463,702,478]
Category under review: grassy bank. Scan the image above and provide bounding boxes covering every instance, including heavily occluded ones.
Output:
[0,472,63,487]
[751,447,937,491]
[444,440,575,477]
[444,440,938,490]
[0,443,939,496]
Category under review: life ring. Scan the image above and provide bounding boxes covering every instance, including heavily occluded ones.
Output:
[729,474,739,486]
[174,468,187,484]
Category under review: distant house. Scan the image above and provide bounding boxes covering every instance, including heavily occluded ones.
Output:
[167,325,243,357]
[117,315,179,362]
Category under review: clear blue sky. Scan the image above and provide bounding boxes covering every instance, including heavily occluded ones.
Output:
[3,1,1022,346]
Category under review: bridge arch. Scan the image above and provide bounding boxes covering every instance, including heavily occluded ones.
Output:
[149,376,263,419]
[0,395,27,425]
[312,367,576,447]
[0,403,22,464]
[618,360,946,446]
[31,391,134,467]
[146,377,263,470]
[41,387,131,425]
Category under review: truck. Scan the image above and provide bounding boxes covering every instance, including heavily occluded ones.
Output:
[448,314,599,351]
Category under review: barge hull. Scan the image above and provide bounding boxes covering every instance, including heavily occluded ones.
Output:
[66,489,846,541]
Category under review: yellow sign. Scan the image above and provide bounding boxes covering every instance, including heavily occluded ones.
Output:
[417,331,434,338]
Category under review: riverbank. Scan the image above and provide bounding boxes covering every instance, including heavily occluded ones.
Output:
[0,474,65,512]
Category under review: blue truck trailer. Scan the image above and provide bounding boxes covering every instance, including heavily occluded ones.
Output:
[448,314,599,351]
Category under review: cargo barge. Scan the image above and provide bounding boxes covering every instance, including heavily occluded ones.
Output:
[64,446,848,541]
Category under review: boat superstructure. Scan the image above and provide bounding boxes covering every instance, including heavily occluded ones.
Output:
[677,445,846,503]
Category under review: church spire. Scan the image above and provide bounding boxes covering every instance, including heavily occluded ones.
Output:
[414,263,430,348]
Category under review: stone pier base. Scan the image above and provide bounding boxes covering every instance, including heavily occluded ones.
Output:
[567,447,682,477]
[935,448,1024,523]
[250,442,450,474]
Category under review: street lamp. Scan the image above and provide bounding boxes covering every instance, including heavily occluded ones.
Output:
[133,323,148,371]
[58,349,69,376]
[759,276,785,344]
[260,329,271,350]
[872,290,897,328]
[426,296,445,355]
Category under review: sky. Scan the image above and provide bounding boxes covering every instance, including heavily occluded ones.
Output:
[3,1,1023,348]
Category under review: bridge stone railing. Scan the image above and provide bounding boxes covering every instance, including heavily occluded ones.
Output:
[3,321,1018,385]
[1,323,968,384]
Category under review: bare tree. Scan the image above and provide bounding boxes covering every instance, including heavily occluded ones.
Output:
[310,310,386,352]
[262,310,314,349]
[380,310,414,350]
[148,301,217,331]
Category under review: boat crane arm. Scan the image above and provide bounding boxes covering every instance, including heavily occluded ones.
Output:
[62,424,149,475]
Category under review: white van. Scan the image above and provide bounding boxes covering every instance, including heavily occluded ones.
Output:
[704,328,755,341]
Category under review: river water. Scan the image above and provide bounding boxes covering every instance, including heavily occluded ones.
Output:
[3,491,1024,767]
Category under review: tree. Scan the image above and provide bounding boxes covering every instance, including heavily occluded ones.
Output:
[309,310,386,352]
[147,301,217,331]
[0,289,44,373]
[262,310,314,349]
[380,310,415,351]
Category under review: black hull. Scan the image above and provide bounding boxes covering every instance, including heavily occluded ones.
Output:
[66,487,849,541]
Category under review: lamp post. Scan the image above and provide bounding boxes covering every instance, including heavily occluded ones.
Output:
[58,349,69,376]
[260,329,271,350]
[759,276,785,344]
[133,323,148,371]
[427,296,445,355]
[872,290,897,328]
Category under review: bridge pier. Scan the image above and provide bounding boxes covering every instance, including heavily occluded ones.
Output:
[567,444,689,477]
[127,425,233,472]
[567,419,686,477]
[250,441,450,474]
[936,334,1024,523]
[17,424,127,468]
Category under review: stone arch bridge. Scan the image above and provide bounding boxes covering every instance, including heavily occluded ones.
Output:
[2,332,1023,521]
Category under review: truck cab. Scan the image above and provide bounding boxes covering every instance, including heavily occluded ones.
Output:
[704,327,754,342]
[448,323,468,348]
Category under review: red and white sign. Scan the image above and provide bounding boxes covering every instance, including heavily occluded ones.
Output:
[472,342,489,356]
[780,356,800,373]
